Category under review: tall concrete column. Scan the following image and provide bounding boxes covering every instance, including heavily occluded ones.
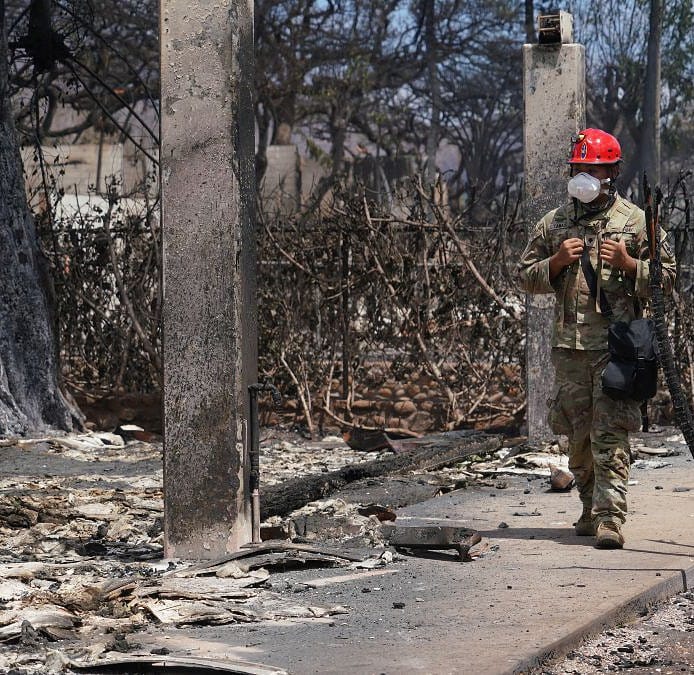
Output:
[523,43,585,443]
[161,0,256,558]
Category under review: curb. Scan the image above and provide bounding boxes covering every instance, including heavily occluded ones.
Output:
[509,563,694,674]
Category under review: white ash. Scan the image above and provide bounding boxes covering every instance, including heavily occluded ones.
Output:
[259,433,391,486]
[543,591,694,674]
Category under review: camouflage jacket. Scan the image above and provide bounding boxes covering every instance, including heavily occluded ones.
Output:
[518,194,676,350]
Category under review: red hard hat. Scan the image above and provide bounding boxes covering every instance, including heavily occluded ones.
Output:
[568,128,622,164]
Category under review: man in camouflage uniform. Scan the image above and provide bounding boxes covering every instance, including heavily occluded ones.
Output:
[518,128,675,549]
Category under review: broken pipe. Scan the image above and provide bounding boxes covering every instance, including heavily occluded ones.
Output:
[248,383,282,544]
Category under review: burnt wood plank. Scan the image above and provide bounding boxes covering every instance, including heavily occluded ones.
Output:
[260,432,501,520]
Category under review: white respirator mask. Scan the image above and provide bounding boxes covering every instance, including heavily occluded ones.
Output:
[567,172,611,203]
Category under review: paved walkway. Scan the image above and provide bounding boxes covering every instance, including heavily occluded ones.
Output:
[140,429,694,674]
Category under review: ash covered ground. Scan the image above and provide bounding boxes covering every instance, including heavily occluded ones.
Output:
[543,591,694,674]
[0,427,692,673]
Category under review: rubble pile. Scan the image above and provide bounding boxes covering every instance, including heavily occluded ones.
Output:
[1,427,683,672]
[0,431,399,673]
[0,551,358,673]
[0,434,163,564]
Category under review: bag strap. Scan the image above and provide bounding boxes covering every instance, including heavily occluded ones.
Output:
[580,247,613,319]
[568,198,642,321]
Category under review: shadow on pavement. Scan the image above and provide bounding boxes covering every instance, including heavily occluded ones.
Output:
[478,526,593,546]
[646,538,694,550]
[479,529,694,558]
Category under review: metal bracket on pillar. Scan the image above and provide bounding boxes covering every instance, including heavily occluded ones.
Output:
[248,383,282,545]
[537,11,573,45]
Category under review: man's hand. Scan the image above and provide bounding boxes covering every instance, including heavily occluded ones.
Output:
[600,238,637,277]
[549,237,584,280]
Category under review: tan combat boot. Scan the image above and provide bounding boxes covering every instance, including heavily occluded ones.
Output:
[574,507,595,536]
[595,521,624,549]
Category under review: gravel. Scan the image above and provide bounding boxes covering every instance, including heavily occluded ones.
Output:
[542,591,694,673]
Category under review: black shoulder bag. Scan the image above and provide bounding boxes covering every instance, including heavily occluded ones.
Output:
[580,248,657,401]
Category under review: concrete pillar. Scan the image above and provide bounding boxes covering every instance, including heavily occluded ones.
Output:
[161,0,256,558]
[523,43,585,443]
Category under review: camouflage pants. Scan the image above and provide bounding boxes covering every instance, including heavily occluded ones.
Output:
[547,348,642,525]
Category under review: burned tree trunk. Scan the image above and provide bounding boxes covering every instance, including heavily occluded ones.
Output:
[0,5,79,435]
[261,432,502,520]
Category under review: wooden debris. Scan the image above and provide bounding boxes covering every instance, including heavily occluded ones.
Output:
[134,576,267,600]
[259,435,386,488]
[0,425,687,673]
[0,562,52,579]
[343,428,406,452]
[0,605,78,641]
[98,578,140,601]
[261,432,502,519]
[236,551,348,572]
[304,568,397,588]
[241,541,372,561]
[170,542,372,579]
[138,594,348,627]
[67,653,289,674]
[139,599,255,626]
[56,432,125,451]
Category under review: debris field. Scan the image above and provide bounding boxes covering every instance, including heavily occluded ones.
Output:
[0,427,690,673]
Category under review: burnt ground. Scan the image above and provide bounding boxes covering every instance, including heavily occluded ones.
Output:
[542,591,694,674]
[0,426,693,673]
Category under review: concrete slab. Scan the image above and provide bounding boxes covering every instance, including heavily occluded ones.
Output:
[143,429,694,674]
